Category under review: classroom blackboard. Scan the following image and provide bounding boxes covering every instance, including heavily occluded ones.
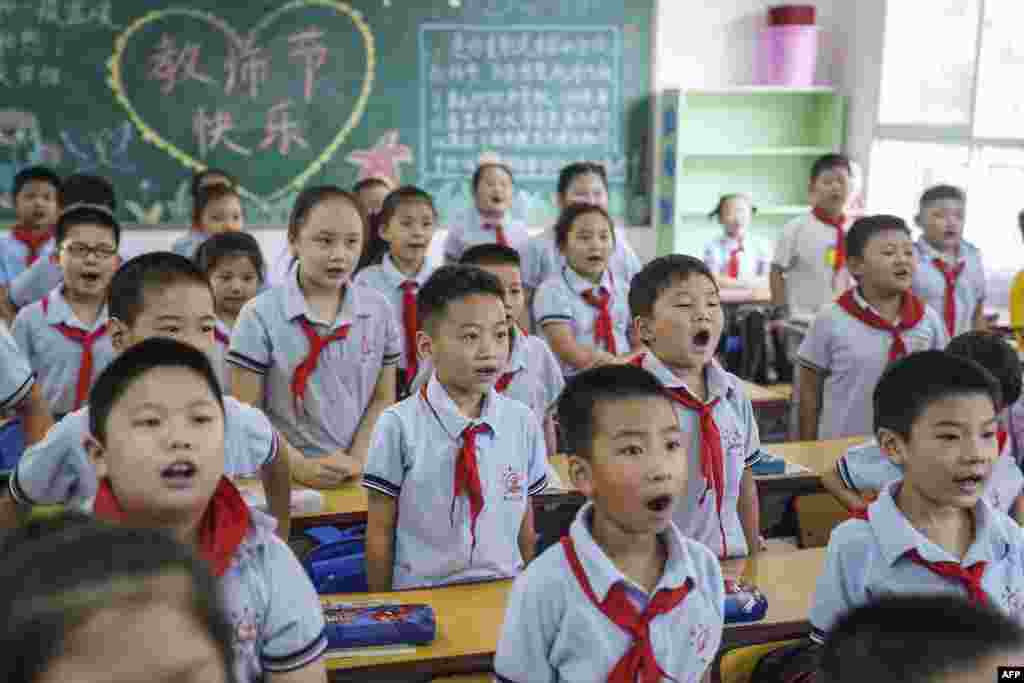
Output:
[0,0,652,227]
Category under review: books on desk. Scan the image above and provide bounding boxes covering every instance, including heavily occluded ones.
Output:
[322,602,436,658]
[752,452,812,477]
[239,486,324,515]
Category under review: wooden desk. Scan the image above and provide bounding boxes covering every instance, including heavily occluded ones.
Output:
[755,436,867,496]
[720,286,771,306]
[324,579,512,681]
[744,382,791,408]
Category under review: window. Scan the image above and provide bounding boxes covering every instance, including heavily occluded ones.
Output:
[870,0,1024,295]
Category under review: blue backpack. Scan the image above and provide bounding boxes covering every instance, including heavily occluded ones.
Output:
[300,524,369,594]
[0,418,25,474]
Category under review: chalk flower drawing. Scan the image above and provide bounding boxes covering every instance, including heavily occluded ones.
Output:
[346,129,413,184]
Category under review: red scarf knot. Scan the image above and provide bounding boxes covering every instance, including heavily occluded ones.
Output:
[495,368,521,393]
[400,281,420,385]
[482,222,509,247]
[453,422,489,556]
[41,295,108,411]
[813,207,848,276]
[836,289,925,361]
[11,225,52,266]
[582,286,617,354]
[905,548,989,606]
[932,257,965,336]
[290,317,351,411]
[725,239,743,279]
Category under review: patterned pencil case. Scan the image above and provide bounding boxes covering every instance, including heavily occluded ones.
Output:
[323,603,437,650]
[724,579,769,624]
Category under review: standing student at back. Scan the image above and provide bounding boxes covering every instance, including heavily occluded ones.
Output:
[912,184,987,338]
[353,176,396,272]
[630,254,763,559]
[229,186,399,489]
[172,184,245,261]
[770,154,853,324]
[797,215,947,440]
[362,265,548,590]
[494,365,724,683]
[354,186,438,398]
[12,205,120,420]
[0,166,60,324]
[809,351,1024,645]
[194,232,266,394]
[533,203,633,376]
[443,162,528,262]
[171,168,237,259]
[704,193,769,289]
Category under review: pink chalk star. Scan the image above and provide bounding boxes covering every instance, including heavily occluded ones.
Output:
[346,130,413,183]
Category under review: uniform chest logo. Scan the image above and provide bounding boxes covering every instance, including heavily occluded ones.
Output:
[503,465,524,500]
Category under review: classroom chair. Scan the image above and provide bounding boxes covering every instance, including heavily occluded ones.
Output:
[793,492,850,548]
[718,639,802,683]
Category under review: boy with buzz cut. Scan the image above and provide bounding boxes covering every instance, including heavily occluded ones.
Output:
[912,184,986,338]
[0,166,61,324]
[810,351,1024,645]
[494,364,724,683]
[86,338,326,682]
[8,252,293,540]
[362,265,549,591]
[798,215,948,441]
[819,595,1024,683]
[629,254,762,559]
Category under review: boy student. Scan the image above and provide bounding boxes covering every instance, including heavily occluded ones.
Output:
[443,162,529,262]
[12,205,120,419]
[798,215,947,441]
[809,351,1024,644]
[819,596,1024,683]
[826,331,1024,520]
[6,173,117,316]
[363,265,549,591]
[8,252,292,540]
[86,339,327,682]
[629,254,762,559]
[912,184,986,338]
[0,166,60,324]
[494,365,724,683]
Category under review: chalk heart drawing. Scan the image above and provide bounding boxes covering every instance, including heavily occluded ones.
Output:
[107,0,376,204]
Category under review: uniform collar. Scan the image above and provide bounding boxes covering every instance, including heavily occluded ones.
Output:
[568,502,695,601]
[638,350,732,402]
[44,287,109,331]
[718,235,743,250]
[851,287,901,324]
[506,329,529,374]
[869,481,1011,567]
[562,264,613,296]
[423,371,502,439]
[381,253,431,289]
[916,238,966,266]
[283,267,358,329]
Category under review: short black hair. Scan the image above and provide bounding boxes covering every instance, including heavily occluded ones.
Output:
[708,193,756,220]
[553,202,615,249]
[417,264,505,335]
[819,595,1024,683]
[108,252,213,327]
[54,204,121,247]
[919,184,966,210]
[191,183,242,226]
[459,243,521,268]
[873,351,1002,439]
[353,176,393,195]
[557,365,669,459]
[194,231,266,283]
[59,173,116,211]
[810,153,852,182]
[12,165,60,199]
[471,162,514,192]
[190,168,236,200]
[629,254,718,319]
[556,162,608,196]
[845,215,911,260]
[0,515,234,683]
[89,338,224,446]
[947,332,1023,410]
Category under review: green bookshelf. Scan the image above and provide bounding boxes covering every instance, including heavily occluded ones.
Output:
[655,88,847,258]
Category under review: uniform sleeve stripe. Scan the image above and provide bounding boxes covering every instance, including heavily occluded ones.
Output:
[809,627,827,645]
[264,431,280,466]
[744,449,763,468]
[795,357,827,374]
[494,673,525,683]
[528,474,548,496]
[537,315,572,325]
[362,474,400,498]
[9,468,35,506]
[261,630,327,672]
[225,351,269,373]
[837,458,858,494]
[0,374,34,413]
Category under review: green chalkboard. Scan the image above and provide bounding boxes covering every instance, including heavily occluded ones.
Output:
[0,0,652,226]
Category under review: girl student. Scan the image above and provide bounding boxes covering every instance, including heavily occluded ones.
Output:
[172,177,243,261]
[228,186,400,489]
[703,192,769,289]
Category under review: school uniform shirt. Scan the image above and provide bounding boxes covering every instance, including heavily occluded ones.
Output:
[704,235,769,281]
[0,233,54,286]
[8,248,61,308]
[797,289,948,439]
[520,224,643,292]
[362,372,549,589]
[493,502,725,683]
[532,266,631,377]
[352,254,435,376]
[810,481,1024,643]
[171,230,210,261]
[442,211,530,262]
[8,396,280,509]
[227,270,401,458]
[220,507,327,681]
[635,351,762,558]
[838,438,1024,516]
[211,318,233,394]
[11,288,116,418]
[912,238,986,337]
[771,212,851,321]
[0,322,34,417]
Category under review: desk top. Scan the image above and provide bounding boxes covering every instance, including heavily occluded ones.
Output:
[745,382,792,405]
[765,437,868,477]
[720,286,771,306]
